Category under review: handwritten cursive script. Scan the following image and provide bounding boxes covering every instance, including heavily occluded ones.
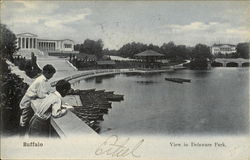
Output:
[95,135,144,158]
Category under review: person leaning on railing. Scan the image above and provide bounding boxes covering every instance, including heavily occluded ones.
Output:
[28,80,71,137]
[19,64,56,137]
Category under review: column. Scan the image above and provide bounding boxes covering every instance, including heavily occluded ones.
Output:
[20,37,22,49]
[30,38,32,48]
[34,39,36,48]
[28,38,30,48]
[24,38,26,49]
[30,38,33,48]
[21,38,23,49]
[27,38,29,49]
[22,38,24,48]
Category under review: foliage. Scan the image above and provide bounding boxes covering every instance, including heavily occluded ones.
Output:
[13,55,41,78]
[161,42,192,60]
[0,59,29,135]
[0,24,18,60]
[189,58,209,70]
[191,43,213,60]
[74,39,104,60]
[117,41,194,61]
[102,48,118,56]
[236,42,249,59]
[118,42,148,58]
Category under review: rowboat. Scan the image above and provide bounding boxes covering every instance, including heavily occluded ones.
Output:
[165,78,191,83]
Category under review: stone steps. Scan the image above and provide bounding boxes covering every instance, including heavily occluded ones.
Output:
[15,49,47,58]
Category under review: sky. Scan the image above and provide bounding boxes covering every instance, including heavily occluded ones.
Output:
[1,1,250,49]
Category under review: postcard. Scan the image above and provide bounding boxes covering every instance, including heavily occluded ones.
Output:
[1,0,249,160]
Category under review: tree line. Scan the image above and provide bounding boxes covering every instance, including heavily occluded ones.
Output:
[74,40,249,61]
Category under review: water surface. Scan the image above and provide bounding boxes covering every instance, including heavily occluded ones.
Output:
[72,68,249,135]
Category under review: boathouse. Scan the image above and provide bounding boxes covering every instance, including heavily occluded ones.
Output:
[134,50,165,69]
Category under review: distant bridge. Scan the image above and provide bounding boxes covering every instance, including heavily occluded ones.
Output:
[213,58,250,67]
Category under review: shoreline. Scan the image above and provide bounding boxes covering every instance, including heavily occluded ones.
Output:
[51,67,187,86]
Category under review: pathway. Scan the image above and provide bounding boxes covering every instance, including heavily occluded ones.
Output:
[36,56,78,82]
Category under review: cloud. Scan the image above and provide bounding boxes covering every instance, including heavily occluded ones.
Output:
[1,1,249,49]
[44,9,91,28]
[160,21,222,34]
[2,1,91,40]
[226,27,250,36]
[149,21,249,46]
[2,1,91,24]
[84,20,250,49]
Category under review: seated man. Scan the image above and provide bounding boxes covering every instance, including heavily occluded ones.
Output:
[28,80,71,137]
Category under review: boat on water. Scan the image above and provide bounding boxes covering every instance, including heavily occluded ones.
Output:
[136,80,154,84]
[165,78,191,83]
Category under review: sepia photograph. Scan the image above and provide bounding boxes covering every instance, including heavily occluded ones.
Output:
[0,0,249,159]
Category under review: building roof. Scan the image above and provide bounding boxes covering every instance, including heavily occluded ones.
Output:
[134,50,165,57]
[16,33,38,37]
[212,44,236,47]
[97,60,116,65]
[16,33,74,42]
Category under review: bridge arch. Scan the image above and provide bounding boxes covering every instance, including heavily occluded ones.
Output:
[211,61,223,67]
[242,62,250,67]
[226,62,238,67]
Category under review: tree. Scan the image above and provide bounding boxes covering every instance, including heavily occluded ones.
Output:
[160,42,192,60]
[160,41,176,59]
[191,44,212,60]
[147,43,161,53]
[236,42,249,59]
[74,39,104,60]
[175,45,190,60]
[188,44,213,70]
[0,24,18,60]
[118,42,148,58]
[102,48,118,56]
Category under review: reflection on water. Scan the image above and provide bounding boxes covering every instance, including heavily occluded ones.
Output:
[72,68,249,135]
[84,74,115,84]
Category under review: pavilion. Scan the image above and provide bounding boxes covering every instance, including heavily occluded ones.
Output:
[134,50,165,69]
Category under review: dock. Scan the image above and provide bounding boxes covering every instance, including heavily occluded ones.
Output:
[165,77,191,83]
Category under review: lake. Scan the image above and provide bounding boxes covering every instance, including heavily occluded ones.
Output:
[72,68,249,136]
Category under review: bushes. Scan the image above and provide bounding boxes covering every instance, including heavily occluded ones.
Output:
[13,55,41,78]
[189,58,209,70]
[0,59,29,135]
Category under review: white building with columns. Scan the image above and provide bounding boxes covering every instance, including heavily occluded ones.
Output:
[211,44,236,55]
[16,33,77,56]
